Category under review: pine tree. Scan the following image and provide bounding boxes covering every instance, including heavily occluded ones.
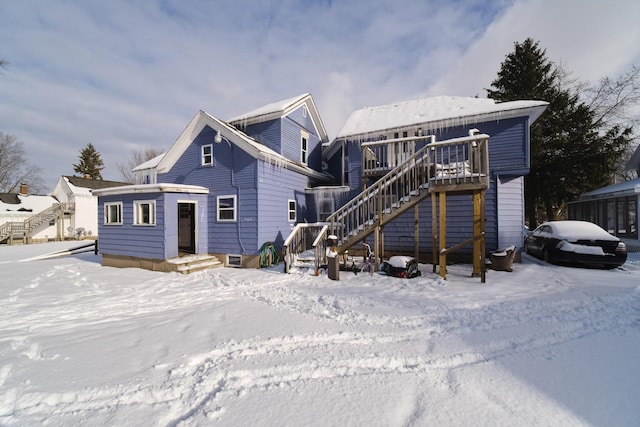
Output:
[73,143,105,180]
[487,38,632,228]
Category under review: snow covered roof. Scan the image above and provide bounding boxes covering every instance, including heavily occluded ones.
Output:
[132,153,166,172]
[93,183,209,197]
[62,176,129,193]
[229,94,310,123]
[334,96,549,139]
[0,193,58,214]
[572,177,640,201]
[228,93,329,144]
[157,110,332,183]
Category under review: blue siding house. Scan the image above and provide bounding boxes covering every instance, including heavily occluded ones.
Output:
[97,94,332,270]
[94,184,211,272]
[323,96,548,261]
[96,93,547,272]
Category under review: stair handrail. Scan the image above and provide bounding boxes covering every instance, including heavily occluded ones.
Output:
[328,131,490,251]
[283,222,330,273]
[24,203,60,231]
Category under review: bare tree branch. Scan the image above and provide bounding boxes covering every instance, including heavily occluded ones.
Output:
[0,132,45,193]
[116,146,164,183]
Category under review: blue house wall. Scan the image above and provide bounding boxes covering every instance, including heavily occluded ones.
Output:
[333,117,530,256]
[98,190,208,260]
[98,193,166,260]
[239,106,323,171]
[241,120,282,154]
[158,124,261,257]
[256,163,312,249]
[157,118,323,259]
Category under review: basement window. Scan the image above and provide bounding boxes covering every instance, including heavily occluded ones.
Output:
[227,254,242,267]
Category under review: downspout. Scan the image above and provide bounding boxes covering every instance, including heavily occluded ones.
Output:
[229,144,247,254]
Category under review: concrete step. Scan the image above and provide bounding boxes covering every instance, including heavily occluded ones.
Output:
[167,255,224,274]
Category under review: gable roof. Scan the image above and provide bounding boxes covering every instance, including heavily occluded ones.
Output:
[156,110,332,183]
[334,96,549,141]
[228,93,329,144]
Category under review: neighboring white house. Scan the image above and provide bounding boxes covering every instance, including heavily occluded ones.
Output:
[51,176,129,238]
[0,185,61,243]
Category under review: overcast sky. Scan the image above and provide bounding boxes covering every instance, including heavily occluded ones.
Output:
[1,0,639,189]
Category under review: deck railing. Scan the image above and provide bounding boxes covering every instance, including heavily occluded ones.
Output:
[329,130,489,251]
[283,222,329,273]
[282,130,489,273]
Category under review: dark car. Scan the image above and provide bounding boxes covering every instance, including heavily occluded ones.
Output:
[524,220,627,269]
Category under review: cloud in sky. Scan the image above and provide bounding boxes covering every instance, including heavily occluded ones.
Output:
[1,0,639,188]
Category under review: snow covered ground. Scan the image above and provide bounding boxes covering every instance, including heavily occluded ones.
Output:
[1,242,639,426]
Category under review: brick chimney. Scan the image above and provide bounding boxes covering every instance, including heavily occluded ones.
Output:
[20,183,28,195]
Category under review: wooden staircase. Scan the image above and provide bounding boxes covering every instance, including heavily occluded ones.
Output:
[0,203,74,243]
[283,130,490,274]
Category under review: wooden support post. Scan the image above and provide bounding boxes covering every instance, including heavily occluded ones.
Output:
[439,192,447,279]
[480,190,486,284]
[414,204,419,261]
[374,226,380,271]
[380,226,385,264]
[473,190,482,277]
[432,192,437,273]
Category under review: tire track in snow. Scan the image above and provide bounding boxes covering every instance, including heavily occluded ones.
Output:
[6,291,638,427]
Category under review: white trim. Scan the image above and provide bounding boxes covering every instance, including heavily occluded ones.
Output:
[201,144,213,166]
[177,200,198,253]
[300,130,309,165]
[227,254,242,267]
[217,195,237,222]
[93,184,209,197]
[104,202,123,225]
[133,200,156,226]
[288,199,296,222]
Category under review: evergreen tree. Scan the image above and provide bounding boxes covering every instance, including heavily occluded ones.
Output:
[73,143,105,180]
[487,38,632,228]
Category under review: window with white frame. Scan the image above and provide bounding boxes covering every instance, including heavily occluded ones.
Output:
[227,254,242,267]
[202,144,213,166]
[288,199,296,222]
[217,195,236,221]
[301,131,309,165]
[104,202,123,225]
[133,200,156,225]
